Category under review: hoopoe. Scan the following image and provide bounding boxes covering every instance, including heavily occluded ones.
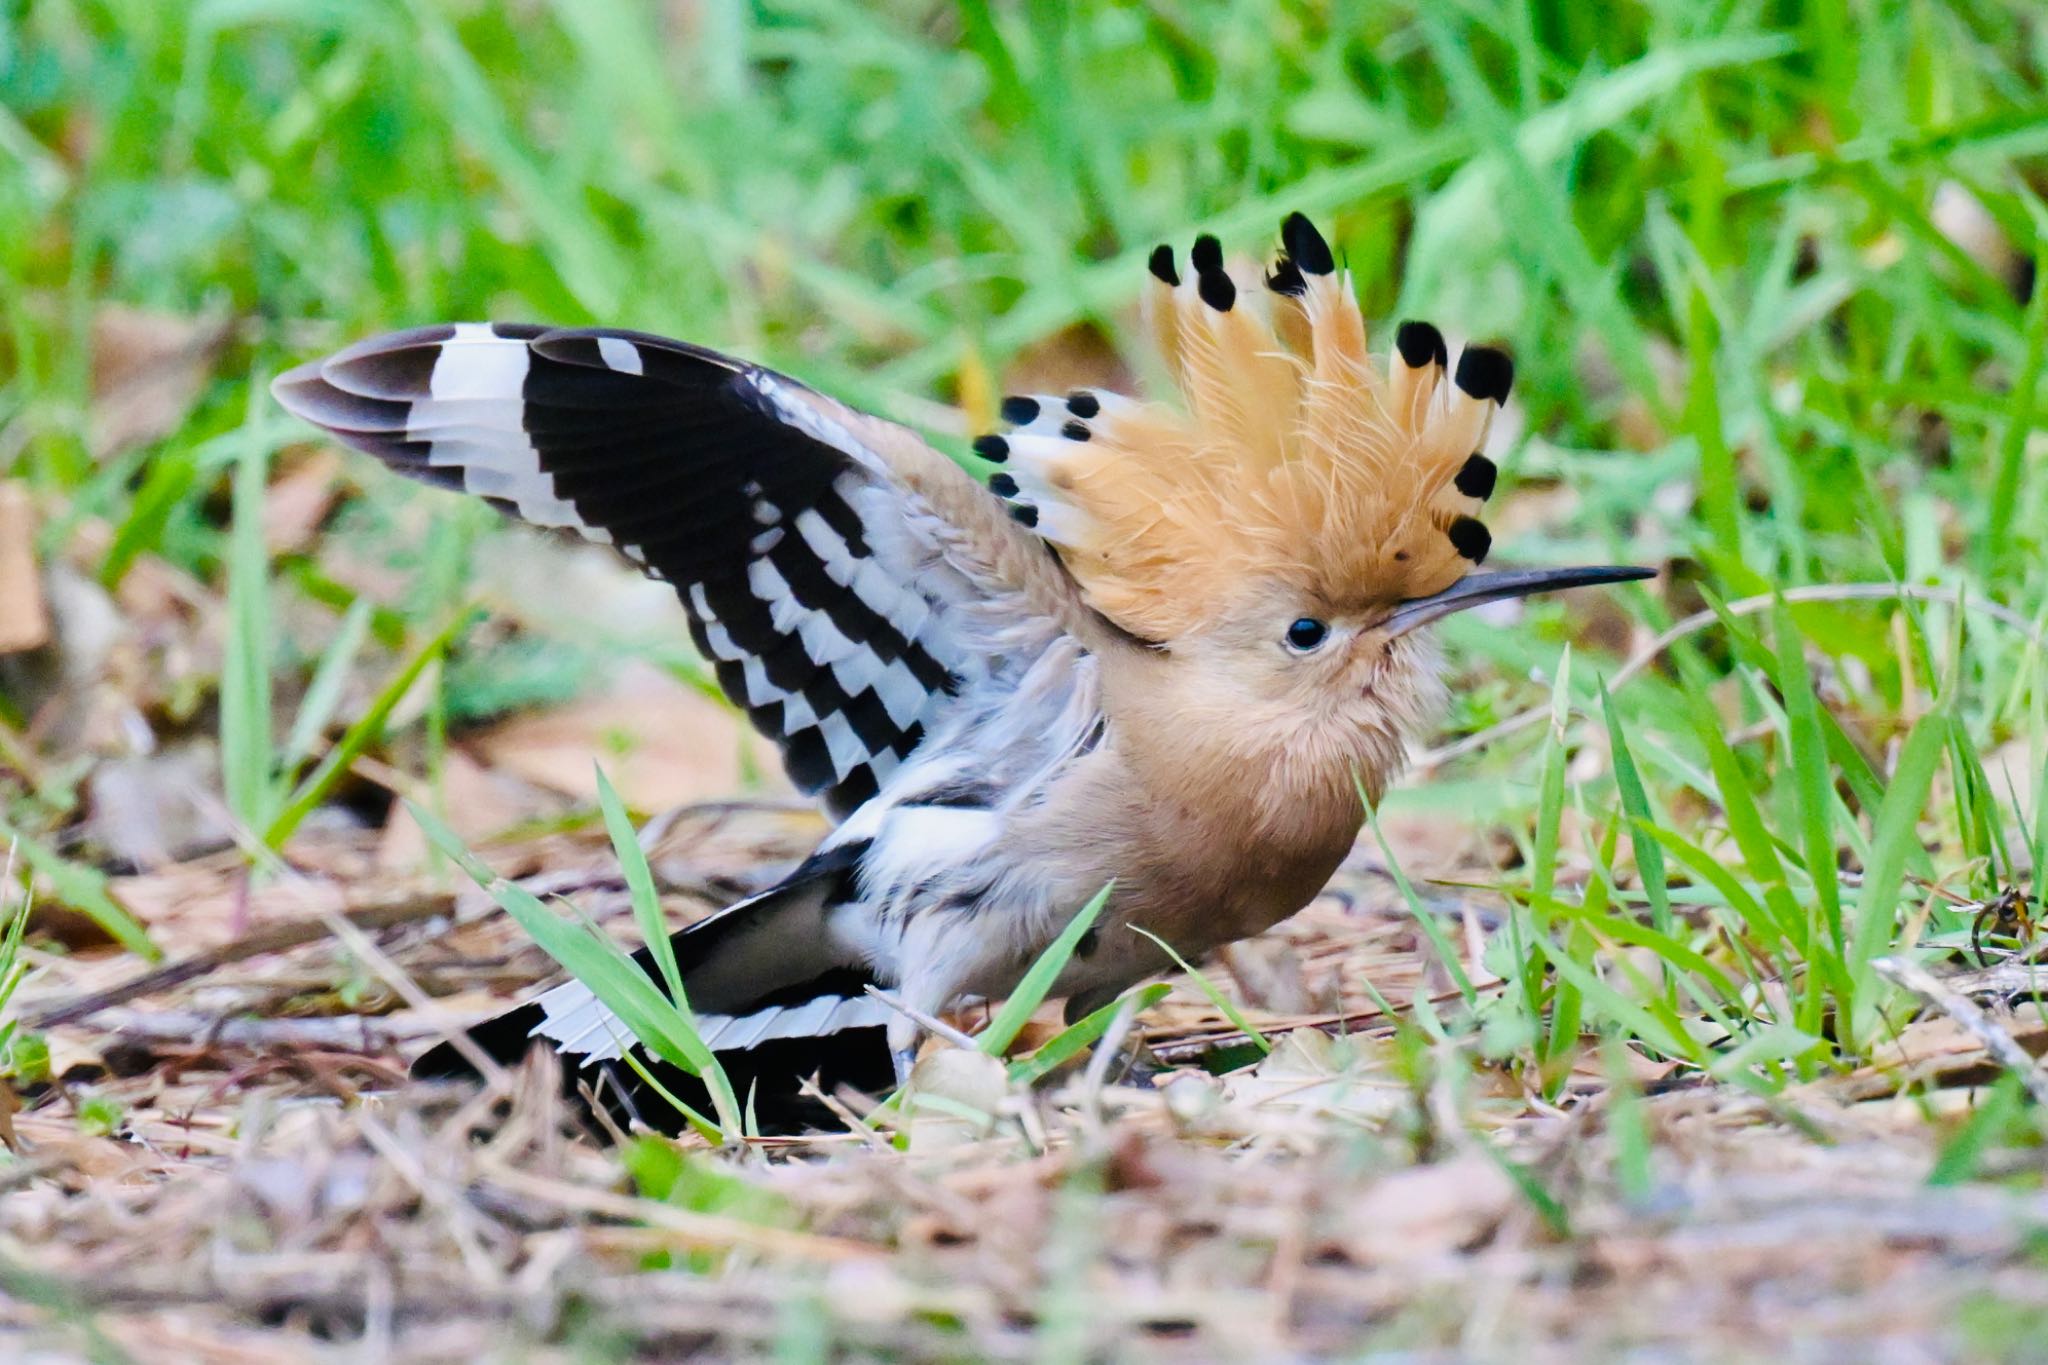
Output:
[275,213,1648,1125]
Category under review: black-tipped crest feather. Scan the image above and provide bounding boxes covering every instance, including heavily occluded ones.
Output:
[1281,212,1334,275]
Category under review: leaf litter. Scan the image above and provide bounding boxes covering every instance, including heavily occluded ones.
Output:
[2,791,2045,1359]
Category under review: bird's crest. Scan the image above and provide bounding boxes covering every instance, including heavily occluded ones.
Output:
[978,213,1510,641]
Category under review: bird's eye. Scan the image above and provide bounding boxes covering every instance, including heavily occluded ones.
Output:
[1284,617,1330,653]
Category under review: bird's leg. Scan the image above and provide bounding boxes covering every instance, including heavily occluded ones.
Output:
[887,1014,921,1088]
[1103,1039,1162,1089]
[1083,993,1162,1092]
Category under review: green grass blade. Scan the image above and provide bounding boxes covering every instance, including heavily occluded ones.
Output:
[0,822,157,961]
[281,598,374,775]
[1526,928,1707,1070]
[1530,645,1573,906]
[1363,794,1477,1006]
[1636,821,1785,981]
[1772,599,1844,957]
[408,799,737,1137]
[1549,891,1742,1004]
[1674,647,1805,955]
[1600,678,1672,939]
[265,609,476,849]
[1601,1038,1654,1205]
[0,844,38,1021]
[1982,221,2048,575]
[977,881,1113,1058]
[1129,925,1270,1056]
[595,765,684,1007]
[1926,1073,2027,1187]
[220,429,277,835]
[1847,709,1950,1036]
[1008,983,1173,1087]
[592,764,740,1131]
[617,1048,724,1145]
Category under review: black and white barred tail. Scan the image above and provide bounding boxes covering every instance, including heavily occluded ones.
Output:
[408,838,898,1133]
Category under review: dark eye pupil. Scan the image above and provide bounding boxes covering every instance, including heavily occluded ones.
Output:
[1287,618,1329,650]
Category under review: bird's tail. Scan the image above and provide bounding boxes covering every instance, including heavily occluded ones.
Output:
[413,844,896,1133]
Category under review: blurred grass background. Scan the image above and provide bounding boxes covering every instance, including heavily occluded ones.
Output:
[2,1,2047,1094]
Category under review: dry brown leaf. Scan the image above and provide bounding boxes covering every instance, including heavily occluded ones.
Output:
[1333,1152,1516,1264]
[376,748,550,873]
[86,745,233,869]
[0,481,51,654]
[9,1115,155,1183]
[907,1049,1008,1152]
[1217,939,1316,1014]
[1811,1007,2048,1103]
[469,660,785,810]
[88,304,233,460]
[1003,321,1132,402]
[261,448,343,555]
[1218,1026,1409,1124]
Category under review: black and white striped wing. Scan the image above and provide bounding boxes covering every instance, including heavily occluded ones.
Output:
[274,323,983,816]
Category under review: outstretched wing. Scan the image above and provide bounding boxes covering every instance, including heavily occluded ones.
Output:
[275,322,1024,817]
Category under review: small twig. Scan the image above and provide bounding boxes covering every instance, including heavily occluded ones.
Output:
[1940,959,2048,999]
[1417,582,2048,769]
[27,891,457,1030]
[1146,984,1482,1065]
[318,906,513,1090]
[863,984,980,1051]
[62,1008,446,1051]
[1081,991,1143,1112]
[1874,955,2048,1107]
[795,1072,895,1152]
[355,1110,506,1288]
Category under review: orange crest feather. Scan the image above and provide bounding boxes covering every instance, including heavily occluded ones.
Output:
[983,214,1511,641]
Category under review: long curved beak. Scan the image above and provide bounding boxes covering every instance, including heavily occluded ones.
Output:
[1383,565,1655,638]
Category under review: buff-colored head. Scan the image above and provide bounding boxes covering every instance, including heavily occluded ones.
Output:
[976,214,1650,783]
